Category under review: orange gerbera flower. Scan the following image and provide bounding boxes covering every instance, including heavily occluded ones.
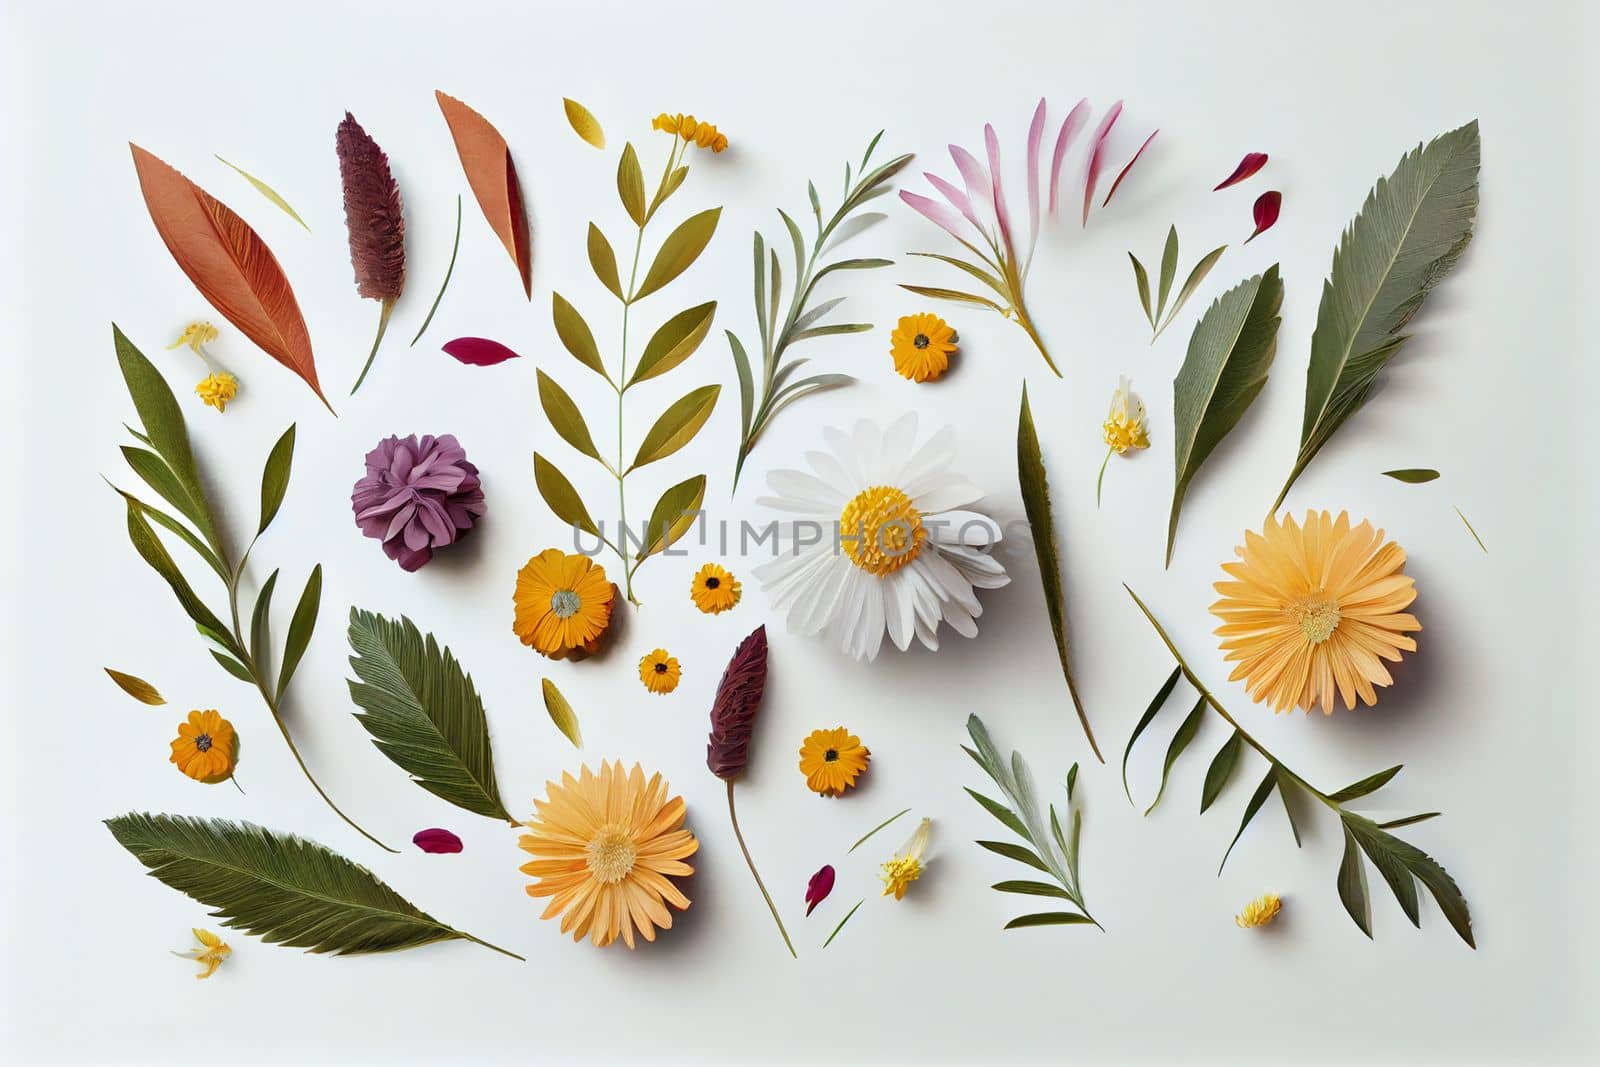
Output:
[513,549,615,659]
[889,313,957,382]
[1210,510,1420,713]
[169,709,237,782]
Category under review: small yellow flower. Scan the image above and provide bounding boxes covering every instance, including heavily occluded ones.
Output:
[174,928,232,979]
[652,112,727,152]
[1235,893,1282,929]
[195,372,238,413]
[1103,375,1149,453]
[639,648,681,694]
[168,321,218,355]
[798,727,870,797]
[690,563,741,614]
[170,709,237,783]
[651,113,681,135]
[880,817,931,900]
[890,313,958,382]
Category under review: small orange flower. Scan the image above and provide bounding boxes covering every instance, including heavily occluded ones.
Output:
[513,549,616,659]
[890,313,958,382]
[169,710,237,783]
[797,727,870,797]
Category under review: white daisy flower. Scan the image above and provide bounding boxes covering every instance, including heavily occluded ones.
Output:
[753,414,1009,661]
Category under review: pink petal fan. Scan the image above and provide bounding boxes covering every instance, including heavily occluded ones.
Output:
[1048,98,1091,218]
[1025,99,1047,249]
[1082,100,1124,226]
[900,190,970,243]
[984,124,1013,256]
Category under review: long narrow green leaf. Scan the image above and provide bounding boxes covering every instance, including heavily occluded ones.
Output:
[1167,265,1284,566]
[1154,225,1179,323]
[966,788,1028,839]
[109,486,227,582]
[1329,764,1403,803]
[848,807,911,853]
[276,564,321,697]
[1154,244,1228,340]
[257,425,295,536]
[976,840,1050,873]
[1274,121,1480,512]
[410,195,462,347]
[250,569,279,674]
[346,609,512,823]
[1004,912,1096,929]
[124,501,235,655]
[898,284,1004,313]
[1128,252,1154,326]
[1144,695,1206,815]
[215,155,311,231]
[992,880,1072,899]
[727,331,755,445]
[1337,821,1373,938]
[1199,730,1243,813]
[1219,767,1278,874]
[105,813,520,958]
[1123,666,1182,803]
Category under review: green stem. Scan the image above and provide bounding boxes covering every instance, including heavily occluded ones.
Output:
[1012,299,1060,377]
[350,299,396,395]
[409,196,462,347]
[1096,447,1113,508]
[726,780,797,959]
[457,932,527,962]
[821,899,863,948]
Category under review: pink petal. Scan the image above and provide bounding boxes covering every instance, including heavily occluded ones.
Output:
[900,190,969,243]
[1245,190,1282,243]
[413,828,463,854]
[442,336,522,366]
[805,864,836,916]
[984,124,1013,256]
[1048,98,1090,218]
[1082,100,1124,226]
[1101,129,1159,208]
[1025,98,1046,249]
[949,145,994,228]
[1214,152,1268,191]
[925,172,984,232]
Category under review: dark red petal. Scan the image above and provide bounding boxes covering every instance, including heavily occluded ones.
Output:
[441,336,522,366]
[1213,152,1268,191]
[413,828,464,853]
[1245,190,1282,244]
[805,864,836,916]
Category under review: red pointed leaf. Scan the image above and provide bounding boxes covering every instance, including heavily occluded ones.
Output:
[1214,152,1268,191]
[1245,190,1282,244]
[1101,129,1159,208]
[442,336,522,366]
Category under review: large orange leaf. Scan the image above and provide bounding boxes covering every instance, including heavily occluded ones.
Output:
[130,144,331,412]
[435,90,533,298]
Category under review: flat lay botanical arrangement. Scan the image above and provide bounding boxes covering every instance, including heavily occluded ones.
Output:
[90,76,1497,996]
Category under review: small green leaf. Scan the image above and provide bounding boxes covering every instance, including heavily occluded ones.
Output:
[114,326,216,547]
[898,284,1004,313]
[552,293,608,380]
[541,678,583,748]
[1155,225,1179,323]
[1329,764,1403,803]
[636,474,707,561]
[562,98,605,149]
[1382,468,1440,483]
[628,385,720,471]
[1346,814,1420,927]
[1004,912,1096,929]
[1123,666,1182,803]
[1219,767,1279,874]
[848,807,911,854]
[1129,252,1154,326]
[123,501,234,652]
[109,486,227,582]
[822,899,863,948]
[630,301,717,385]
[1144,695,1206,816]
[536,370,602,462]
[1378,812,1441,830]
[633,208,722,301]
[211,649,254,682]
[727,330,754,445]
[587,223,624,300]
[104,668,165,705]
[215,155,311,231]
[965,788,1028,839]
[257,425,295,535]
[1065,763,1079,802]
[1155,244,1229,339]
[533,453,599,536]
[976,840,1050,873]
[1455,505,1488,553]
[617,143,646,225]
[250,569,279,673]
[992,880,1072,899]
[1200,730,1243,814]
[1275,766,1303,847]
[1337,821,1373,938]
[121,447,212,545]
[277,564,321,697]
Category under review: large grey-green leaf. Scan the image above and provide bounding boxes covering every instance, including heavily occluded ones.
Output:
[1273,121,1480,512]
[1167,264,1283,565]
[1017,386,1101,761]
[105,813,520,958]
[346,608,512,823]
[536,370,602,462]
[633,208,721,301]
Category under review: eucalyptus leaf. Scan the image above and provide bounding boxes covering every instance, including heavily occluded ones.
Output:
[533,453,599,536]
[1128,252,1154,326]
[1155,225,1179,323]
[1167,265,1284,565]
[1273,121,1480,512]
[587,223,624,300]
[630,301,717,385]
[257,425,295,536]
[633,208,722,301]
[347,609,513,823]
[727,330,755,443]
[105,813,519,959]
[276,564,321,697]
[628,385,720,471]
[250,569,278,674]
[636,474,706,560]
[541,677,582,748]
[537,370,602,462]
[552,293,608,381]
[616,143,646,226]
[104,668,166,705]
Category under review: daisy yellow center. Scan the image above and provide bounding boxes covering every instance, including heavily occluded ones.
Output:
[840,486,926,576]
[550,589,581,619]
[584,826,637,884]
[1290,597,1341,645]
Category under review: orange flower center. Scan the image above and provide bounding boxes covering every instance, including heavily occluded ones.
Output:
[585,826,637,884]
[1290,597,1341,645]
[840,486,926,576]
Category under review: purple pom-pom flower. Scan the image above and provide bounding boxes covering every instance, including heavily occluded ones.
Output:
[352,433,485,571]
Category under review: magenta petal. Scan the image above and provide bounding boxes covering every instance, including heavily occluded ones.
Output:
[442,336,522,366]
[1101,129,1159,208]
[1048,98,1091,218]
[900,190,969,243]
[1082,100,1124,227]
[805,864,836,917]
[984,124,1013,256]
[413,828,463,854]
[1245,190,1282,244]
[1214,152,1269,191]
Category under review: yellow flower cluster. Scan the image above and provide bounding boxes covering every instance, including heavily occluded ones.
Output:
[1235,892,1282,928]
[652,113,729,152]
[174,928,231,979]
[195,372,238,412]
[1102,375,1150,453]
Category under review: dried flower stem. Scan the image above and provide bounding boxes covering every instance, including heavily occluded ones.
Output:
[350,299,396,395]
[726,780,796,959]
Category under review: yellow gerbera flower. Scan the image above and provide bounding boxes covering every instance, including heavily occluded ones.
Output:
[689,562,741,614]
[168,321,219,355]
[513,549,616,660]
[639,648,681,694]
[1235,893,1282,929]
[195,372,238,412]
[518,761,699,948]
[174,928,232,979]
[651,112,728,152]
[880,817,931,899]
[797,727,870,797]
[1211,510,1420,714]
[889,313,958,382]
[169,709,237,783]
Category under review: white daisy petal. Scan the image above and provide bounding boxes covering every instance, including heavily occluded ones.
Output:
[879,412,919,481]
[856,580,886,661]
[805,450,858,499]
[939,543,1012,588]
[941,596,980,637]
[927,510,1002,547]
[913,481,986,518]
[767,469,848,511]
[919,548,981,614]
[884,570,916,651]
[852,419,882,480]
[897,424,958,489]
[822,427,867,487]
[915,613,941,651]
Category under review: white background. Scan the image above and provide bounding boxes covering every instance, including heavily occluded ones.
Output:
[2,0,1595,1063]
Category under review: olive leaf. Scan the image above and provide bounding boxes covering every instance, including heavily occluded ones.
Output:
[629,385,720,471]
[629,302,717,386]
[1166,265,1283,566]
[533,452,599,536]
[257,425,295,536]
[541,678,582,748]
[552,293,608,381]
[346,609,513,823]
[633,208,721,301]
[537,370,602,462]
[1382,468,1440,483]
[587,223,624,300]
[637,474,706,561]
[616,144,646,226]
[105,668,166,705]
[1272,121,1480,512]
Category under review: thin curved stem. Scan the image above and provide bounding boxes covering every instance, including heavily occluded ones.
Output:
[726,780,796,959]
[1096,447,1113,507]
[410,196,462,347]
[350,299,396,395]
[457,932,527,962]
